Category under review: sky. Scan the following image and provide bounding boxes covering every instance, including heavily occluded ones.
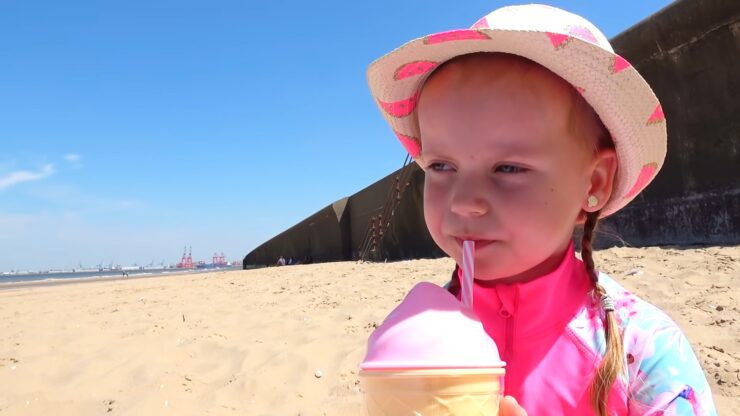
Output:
[0,0,674,271]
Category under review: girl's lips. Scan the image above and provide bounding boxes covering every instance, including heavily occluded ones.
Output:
[455,238,496,249]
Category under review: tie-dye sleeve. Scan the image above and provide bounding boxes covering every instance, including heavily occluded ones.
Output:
[624,305,717,415]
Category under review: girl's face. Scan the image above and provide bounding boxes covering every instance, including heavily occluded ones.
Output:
[418,54,615,282]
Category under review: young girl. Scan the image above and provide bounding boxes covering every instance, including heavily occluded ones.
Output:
[366,4,716,415]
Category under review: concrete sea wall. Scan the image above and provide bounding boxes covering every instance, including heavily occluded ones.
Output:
[243,198,351,267]
[601,0,740,246]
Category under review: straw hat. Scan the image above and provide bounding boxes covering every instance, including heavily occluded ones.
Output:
[368,4,666,217]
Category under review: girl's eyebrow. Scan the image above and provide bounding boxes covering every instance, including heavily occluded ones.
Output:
[486,137,545,154]
[418,150,444,159]
[418,150,459,163]
[422,142,543,160]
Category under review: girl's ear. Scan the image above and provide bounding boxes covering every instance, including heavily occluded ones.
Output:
[583,148,618,214]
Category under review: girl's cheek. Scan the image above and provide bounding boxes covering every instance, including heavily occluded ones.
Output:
[423,186,447,225]
[424,180,449,203]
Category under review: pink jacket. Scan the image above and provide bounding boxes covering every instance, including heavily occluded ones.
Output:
[455,243,716,415]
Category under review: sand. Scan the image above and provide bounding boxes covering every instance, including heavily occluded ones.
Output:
[1,245,738,415]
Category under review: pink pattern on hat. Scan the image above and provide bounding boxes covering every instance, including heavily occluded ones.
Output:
[394,61,439,81]
[378,93,419,118]
[546,32,571,49]
[470,17,489,29]
[395,131,421,157]
[423,29,490,45]
[568,25,598,44]
[647,104,665,125]
[624,163,658,199]
[575,86,586,95]
[611,55,632,74]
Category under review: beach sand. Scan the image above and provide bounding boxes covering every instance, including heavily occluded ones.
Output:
[1,245,738,415]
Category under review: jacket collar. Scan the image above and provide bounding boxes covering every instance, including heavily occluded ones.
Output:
[457,241,592,340]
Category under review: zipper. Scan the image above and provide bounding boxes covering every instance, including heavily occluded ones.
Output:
[499,304,514,391]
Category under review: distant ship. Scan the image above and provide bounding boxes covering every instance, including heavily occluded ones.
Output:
[196,261,232,270]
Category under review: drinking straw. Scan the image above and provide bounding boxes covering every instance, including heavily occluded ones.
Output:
[461,240,475,308]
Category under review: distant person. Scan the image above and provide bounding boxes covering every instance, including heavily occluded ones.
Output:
[276,256,286,266]
[363,4,715,415]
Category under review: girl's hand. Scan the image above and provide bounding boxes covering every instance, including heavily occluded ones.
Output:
[500,395,528,416]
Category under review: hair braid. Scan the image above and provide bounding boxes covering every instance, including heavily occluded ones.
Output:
[582,210,625,416]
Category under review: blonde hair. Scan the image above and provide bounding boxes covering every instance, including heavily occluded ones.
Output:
[435,52,624,416]
[581,211,624,415]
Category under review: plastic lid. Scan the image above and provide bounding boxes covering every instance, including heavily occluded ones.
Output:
[361,282,505,370]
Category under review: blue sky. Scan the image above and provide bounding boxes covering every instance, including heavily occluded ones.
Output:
[0,0,673,271]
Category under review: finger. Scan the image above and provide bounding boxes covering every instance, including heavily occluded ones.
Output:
[500,395,528,416]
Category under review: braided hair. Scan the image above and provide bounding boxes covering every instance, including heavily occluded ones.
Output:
[582,211,624,415]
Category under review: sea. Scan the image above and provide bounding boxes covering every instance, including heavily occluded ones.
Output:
[0,267,231,286]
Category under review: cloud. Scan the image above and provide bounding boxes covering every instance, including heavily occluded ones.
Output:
[0,164,55,190]
[0,212,38,230]
[26,184,144,211]
[64,153,83,168]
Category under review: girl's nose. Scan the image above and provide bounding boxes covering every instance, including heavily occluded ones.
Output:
[450,185,489,217]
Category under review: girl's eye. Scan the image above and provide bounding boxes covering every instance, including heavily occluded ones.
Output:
[495,164,527,174]
[428,162,454,172]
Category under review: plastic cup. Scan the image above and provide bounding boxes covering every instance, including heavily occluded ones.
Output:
[360,367,504,415]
